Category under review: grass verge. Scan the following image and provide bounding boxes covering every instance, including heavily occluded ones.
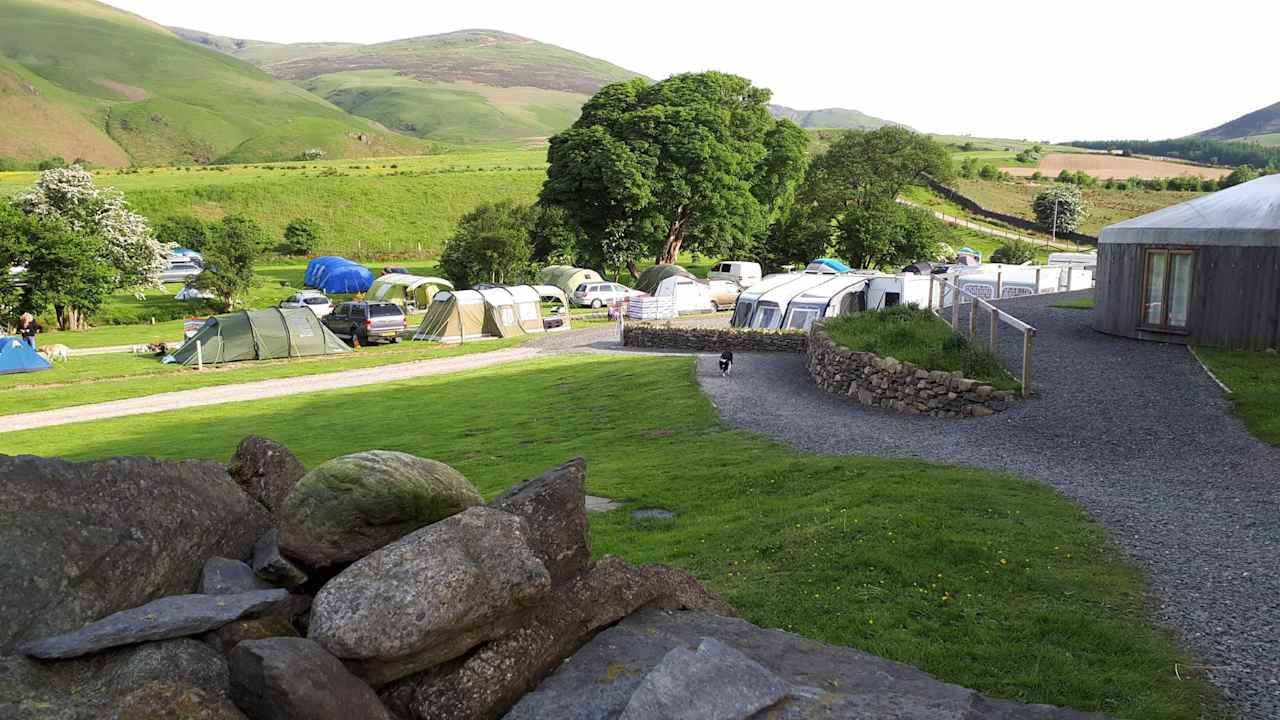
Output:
[1052,297,1095,310]
[0,354,1221,719]
[824,305,1019,391]
[1195,348,1280,446]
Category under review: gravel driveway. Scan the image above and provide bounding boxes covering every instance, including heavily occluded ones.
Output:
[696,292,1279,719]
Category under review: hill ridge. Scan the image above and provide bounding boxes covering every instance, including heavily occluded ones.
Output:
[1193,100,1280,145]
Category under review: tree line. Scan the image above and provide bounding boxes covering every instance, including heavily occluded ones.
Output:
[1068,138,1280,173]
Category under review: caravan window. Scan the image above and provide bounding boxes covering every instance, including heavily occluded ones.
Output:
[731,301,753,327]
[786,308,818,330]
[753,305,779,328]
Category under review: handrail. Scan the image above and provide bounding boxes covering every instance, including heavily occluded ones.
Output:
[927,275,1038,398]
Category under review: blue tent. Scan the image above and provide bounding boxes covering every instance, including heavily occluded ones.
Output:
[315,261,374,294]
[810,258,852,273]
[0,336,52,375]
[304,256,341,287]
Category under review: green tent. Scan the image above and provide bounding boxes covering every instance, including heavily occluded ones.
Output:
[169,308,350,366]
[536,265,604,296]
[634,264,695,294]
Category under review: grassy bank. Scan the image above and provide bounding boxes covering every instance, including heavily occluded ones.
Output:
[952,178,1202,238]
[1196,348,1280,446]
[824,305,1018,391]
[0,353,1220,719]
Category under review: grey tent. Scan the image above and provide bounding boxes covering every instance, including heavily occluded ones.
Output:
[168,308,350,366]
[634,264,696,295]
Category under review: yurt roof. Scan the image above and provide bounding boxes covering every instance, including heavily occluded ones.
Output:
[1101,174,1280,247]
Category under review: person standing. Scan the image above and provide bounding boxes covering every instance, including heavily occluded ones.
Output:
[17,312,40,349]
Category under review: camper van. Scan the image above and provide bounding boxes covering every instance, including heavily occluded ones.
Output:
[707,261,762,288]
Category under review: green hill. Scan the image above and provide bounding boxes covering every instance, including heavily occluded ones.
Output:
[1193,100,1280,145]
[172,28,645,145]
[769,104,906,131]
[0,0,430,166]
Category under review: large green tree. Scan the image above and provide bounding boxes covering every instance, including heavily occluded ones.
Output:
[439,201,535,289]
[800,126,953,216]
[833,199,945,270]
[0,206,113,329]
[540,72,809,272]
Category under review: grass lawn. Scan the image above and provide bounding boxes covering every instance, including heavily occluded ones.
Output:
[1195,348,1280,446]
[953,178,1202,238]
[0,336,531,416]
[1053,297,1095,310]
[825,306,1019,392]
[0,354,1220,719]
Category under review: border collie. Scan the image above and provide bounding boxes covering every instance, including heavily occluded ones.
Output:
[718,351,734,377]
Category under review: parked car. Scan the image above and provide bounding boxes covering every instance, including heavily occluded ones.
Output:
[159,258,204,284]
[707,261,762,288]
[322,301,406,345]
[280,291,333,318]
[571,281,640,308]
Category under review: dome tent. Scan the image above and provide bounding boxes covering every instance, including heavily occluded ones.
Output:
[0,336,51,375]
[167,308,350,366]
[536,265,604,296]
[1094,174,1280,350]
[634,264,695,295]
[367,274,453,311]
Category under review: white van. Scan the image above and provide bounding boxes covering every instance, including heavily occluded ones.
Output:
[707,261,762,288]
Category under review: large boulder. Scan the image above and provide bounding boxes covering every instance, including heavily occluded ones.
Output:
[489,457,590,586]
[277,451,483,569]
[24,590,292,660]
[309,507,550,686]
[506,610,1112,720]
[380,556,735,720]
[0,455,271,653]
[226,435,306,512]
[0,639,236,720]
[617,637,788,720]
[229,638,394,720]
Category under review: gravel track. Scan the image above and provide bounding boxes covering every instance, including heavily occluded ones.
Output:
[696,292,1279,718]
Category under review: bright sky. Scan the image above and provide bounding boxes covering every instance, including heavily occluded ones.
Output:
[104,0,1277,142]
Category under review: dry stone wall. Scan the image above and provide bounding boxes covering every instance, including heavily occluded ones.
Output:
[623,324,807,353]
[806,322,1016,417]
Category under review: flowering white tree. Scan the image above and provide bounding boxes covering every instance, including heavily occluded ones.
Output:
[12,167,168,295]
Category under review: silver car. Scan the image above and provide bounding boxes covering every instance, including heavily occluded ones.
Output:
[571,281,639,308]
[280,291,333,318]
[158,259,203,284]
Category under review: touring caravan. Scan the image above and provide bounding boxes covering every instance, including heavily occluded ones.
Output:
[732,271,935,329]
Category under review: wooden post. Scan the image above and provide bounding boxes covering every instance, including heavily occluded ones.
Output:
[1021,329,1034,398]
[1066,265,1074,291]
[928,277,936,311]
[196,340,203,371]
[968,298,977,337]
[996,271,1004,299]
[989,306,999,352]
[1035,268,1042,294]
[951,284,960,328]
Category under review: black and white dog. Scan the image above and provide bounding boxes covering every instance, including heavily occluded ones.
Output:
[718,351,734,377]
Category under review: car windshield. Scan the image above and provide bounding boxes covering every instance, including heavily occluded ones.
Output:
[369,304,403,317]
[303,297,328,305]
[574,283,588,292]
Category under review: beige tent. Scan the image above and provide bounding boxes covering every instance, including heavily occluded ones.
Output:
[536,265,604,296]
[366,273,453,311]
[413,285,570,343]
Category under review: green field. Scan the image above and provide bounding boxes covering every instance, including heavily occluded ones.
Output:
[1196,348,1280,446]
[0,353,1221,719]
[952,178,1202,238]
[0,0,430,166]
[0,149,546,256]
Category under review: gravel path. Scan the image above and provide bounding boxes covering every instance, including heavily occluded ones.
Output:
[696,292,1279,718]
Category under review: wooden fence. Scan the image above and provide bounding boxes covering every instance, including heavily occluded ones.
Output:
[927,275,1038,398]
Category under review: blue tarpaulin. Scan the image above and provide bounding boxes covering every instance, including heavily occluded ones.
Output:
[305,256,374,294]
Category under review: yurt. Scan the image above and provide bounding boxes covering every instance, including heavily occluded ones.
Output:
[1094,174,1280,349]
[166,309,350,366]
[413,285,570,343]
[366,274,453,311]
[537,266,604,297]
[634,264,695,295]
[0,336,52,375]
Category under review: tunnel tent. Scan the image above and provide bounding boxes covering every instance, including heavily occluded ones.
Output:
[537,266,604,296]
[413,290,489,343]
[166,308,350,366]
[635,264,696,295]
[0,336,52,375]
[413,285,570,343]
[367,274,453,311]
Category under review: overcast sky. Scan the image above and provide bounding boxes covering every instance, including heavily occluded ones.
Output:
[105,0,1276,142]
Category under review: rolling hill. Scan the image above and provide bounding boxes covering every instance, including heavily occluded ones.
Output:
[0,0,429,166]
[1193,100,1280,146]
[768,104,906,131]
[173,28,645,145]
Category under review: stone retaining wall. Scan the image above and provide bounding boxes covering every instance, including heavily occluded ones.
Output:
[806,322,1015,417]
[623,324,807,353]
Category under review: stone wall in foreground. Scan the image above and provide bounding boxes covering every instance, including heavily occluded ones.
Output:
[623,324,807,353]
[806,322,1016,417]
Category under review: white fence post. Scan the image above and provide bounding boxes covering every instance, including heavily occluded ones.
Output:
[196,340,203,371]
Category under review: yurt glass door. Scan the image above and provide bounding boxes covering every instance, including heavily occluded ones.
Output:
[1141,249,1193,331]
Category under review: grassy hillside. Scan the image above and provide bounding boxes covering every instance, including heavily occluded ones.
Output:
[0,149,546,256]
[174,28,643,145]
[1194,100,1280,143]
[769,104,904,131]
[0,0,430,165]
[952,178,1203,237]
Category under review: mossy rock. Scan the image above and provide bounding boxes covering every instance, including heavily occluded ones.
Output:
[277,451,483,569]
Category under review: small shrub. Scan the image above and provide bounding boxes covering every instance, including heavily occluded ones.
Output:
[281,218,321,256]
[990,239,1037,264]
